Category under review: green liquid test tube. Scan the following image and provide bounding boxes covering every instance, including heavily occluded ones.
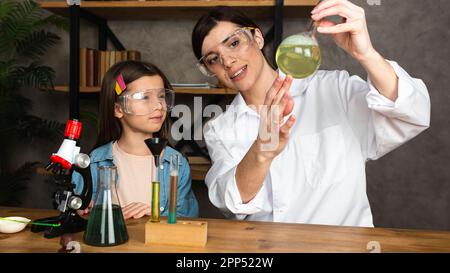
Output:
[168,154,179,224]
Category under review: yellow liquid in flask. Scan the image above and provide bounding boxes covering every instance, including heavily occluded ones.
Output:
[276,34,321,79]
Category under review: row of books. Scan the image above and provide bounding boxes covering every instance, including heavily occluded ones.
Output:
[80,48,141,87]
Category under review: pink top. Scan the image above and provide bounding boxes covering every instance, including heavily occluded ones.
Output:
[112,141,155,207]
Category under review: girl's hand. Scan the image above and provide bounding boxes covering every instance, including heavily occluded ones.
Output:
[256,75,296,162]
[312,0,378,62]
[76,200,93,216]
[122,202,151,220]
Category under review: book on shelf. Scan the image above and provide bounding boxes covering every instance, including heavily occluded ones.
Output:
[128,50,141,61]
[99,51,106,87]
[79,48,142,87]
[93,50,100,86]
[105,50,110,72]
[115,51,122,63]
[109,50,115,69]
[121,51,128,61]
[79,48,87,87]
[86,48,95,87]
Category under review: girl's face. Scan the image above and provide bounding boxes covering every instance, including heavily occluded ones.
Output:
[201,21,265,92]
[114,75,167,136]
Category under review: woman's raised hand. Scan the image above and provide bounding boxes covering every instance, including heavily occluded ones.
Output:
[312,0,377,62]
[256,75,296,162]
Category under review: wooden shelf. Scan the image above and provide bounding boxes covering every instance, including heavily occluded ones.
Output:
[37,156,211,181]
[38,0,318,20]
[51,85,237,95]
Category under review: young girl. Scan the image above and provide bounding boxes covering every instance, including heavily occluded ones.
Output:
[73,60,199,219]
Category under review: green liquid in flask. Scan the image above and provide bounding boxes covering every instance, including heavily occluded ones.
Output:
[83,204,129,246]
[276,34,321,79]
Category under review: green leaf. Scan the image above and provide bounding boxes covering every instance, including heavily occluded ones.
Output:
[2,0,40,43]
[16,30,60,60]
[11,0,40,22]
[0,0,64,205]
[15,115,64,143]
[35,14,69,32]
[11,63,55,90]
[0,0,16,21]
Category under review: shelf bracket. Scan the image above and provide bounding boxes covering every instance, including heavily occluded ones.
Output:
[78,9,125,51]
[264,0,284,67]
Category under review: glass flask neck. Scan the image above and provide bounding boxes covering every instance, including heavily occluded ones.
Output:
[307,19,318,39]
[94,165,120,207]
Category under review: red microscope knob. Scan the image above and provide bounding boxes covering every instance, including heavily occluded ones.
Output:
[64,119,82,140]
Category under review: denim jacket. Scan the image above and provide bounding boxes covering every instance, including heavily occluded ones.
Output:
[72,141,199,217]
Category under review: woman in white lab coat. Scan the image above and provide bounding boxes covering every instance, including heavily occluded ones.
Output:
[191,2,430,227]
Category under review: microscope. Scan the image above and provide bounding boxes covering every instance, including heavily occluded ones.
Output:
[31,119,93,238]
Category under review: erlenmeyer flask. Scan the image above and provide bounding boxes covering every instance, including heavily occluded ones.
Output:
[84,165,128,246]
[275,19,321,79]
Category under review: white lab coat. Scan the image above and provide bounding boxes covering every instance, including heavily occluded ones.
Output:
[203,61,430,227]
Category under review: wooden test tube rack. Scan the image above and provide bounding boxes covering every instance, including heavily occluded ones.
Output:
[145,220,208,247]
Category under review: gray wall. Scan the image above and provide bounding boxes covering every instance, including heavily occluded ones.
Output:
[15,0,450,231]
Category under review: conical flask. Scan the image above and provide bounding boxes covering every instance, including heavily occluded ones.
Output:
[84,165,128,246]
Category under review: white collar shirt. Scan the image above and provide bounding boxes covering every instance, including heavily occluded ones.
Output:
[203,60,430,227]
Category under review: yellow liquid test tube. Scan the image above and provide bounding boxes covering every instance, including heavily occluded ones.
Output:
[144,138,167,224]
[151,181,160,222]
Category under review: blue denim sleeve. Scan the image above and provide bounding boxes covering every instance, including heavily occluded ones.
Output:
[71,163,98,198]
[176,157,199,217]
[71,170,83,195]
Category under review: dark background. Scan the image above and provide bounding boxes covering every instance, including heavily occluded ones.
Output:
[12,0,450,231]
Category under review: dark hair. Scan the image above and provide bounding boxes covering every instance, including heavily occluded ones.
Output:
[93,60,172,150]
[192,6,261,60]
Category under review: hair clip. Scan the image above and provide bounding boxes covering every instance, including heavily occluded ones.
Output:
[115,73,126,95]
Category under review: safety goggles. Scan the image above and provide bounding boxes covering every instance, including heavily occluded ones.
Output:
[117,88,175,116]
[196,27,255,77]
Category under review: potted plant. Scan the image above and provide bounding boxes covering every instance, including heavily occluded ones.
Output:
[0,0,68,206]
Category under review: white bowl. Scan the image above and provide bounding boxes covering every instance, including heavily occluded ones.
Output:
[0,216,31,233]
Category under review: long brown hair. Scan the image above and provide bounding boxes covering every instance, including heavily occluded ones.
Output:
[93,60,172,150]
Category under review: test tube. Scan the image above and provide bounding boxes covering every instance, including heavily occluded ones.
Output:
[168,154,179,224]
[151,155,162,223]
